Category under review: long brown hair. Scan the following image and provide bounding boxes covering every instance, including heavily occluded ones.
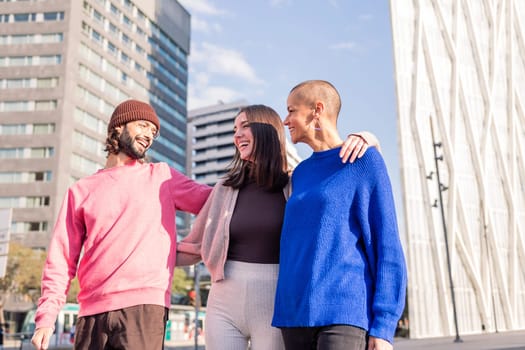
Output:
[223,104,289,190]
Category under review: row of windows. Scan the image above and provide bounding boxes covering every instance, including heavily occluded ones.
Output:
[76,85,115,116]
[0,100,57,112]
[0,147,54,159]
[73,130,105,157]
[195,144,234,154]
[195,131,234,142]
[79,43,186,123]
[0,55,61,67]
[0,123,55,135]
[0,77,58,89]
[195,170,227,180]
[195,117,237,131]
[82,6,187,77]
[80,20,186,96]
[0,11,64,23]
[71,153,104,175]
[194,156,231,167]
[0,196,50,208]
[11,221,48,233]
[79,64,131,104]
[74,107,107,135]
[92,0,187,62]
[0,33,63,45]
[0,171,52,183]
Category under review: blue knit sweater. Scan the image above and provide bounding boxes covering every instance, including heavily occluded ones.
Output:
[272,147,407,343]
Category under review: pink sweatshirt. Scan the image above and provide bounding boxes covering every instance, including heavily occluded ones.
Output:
[35,160,211,329]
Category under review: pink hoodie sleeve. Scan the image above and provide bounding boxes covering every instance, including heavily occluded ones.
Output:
[168,167,212,214]
[35,189,85,329]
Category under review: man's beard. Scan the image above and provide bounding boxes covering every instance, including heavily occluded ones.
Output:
[118,127,147,160]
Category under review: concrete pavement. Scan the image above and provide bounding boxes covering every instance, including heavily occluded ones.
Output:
[394,330,525,350]
[166,330,525,350]
[6,330,523,349]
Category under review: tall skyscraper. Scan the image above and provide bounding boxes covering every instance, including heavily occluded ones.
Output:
[187,100,302,187]
[391,0,525,338]
[0,0,191,248]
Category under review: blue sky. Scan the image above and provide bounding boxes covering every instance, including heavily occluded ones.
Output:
[178,0,401,209]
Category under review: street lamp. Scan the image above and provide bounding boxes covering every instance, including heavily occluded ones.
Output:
[429,117,462,343]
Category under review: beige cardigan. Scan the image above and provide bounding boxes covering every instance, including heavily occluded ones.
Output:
[176,179,291,282]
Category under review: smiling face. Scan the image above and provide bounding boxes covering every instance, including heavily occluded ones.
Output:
[283,90,316,145]
[117,120,157,159]
[233,112,255,162]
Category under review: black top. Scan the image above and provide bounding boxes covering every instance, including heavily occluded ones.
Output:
[228,181,286,264]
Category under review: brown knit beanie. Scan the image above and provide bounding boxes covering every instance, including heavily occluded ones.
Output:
[108,99,160,132]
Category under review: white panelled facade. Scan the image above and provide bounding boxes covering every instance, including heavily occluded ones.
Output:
[390,0,525,338]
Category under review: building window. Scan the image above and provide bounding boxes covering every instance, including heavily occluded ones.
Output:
[2,101,29,111]
[33,123,55,134]
[30,147,54,158]
[43,11,64,21]
[35,100,57,111]
[28,196,50,207]
[36,77,59,88]
[11,221,48,233]
[39,55,61,65]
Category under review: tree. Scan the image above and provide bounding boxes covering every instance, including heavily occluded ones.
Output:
[0,242,46,299]
[171,267,193,294]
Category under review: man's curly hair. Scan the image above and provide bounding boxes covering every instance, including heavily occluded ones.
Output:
[104,127,120,156]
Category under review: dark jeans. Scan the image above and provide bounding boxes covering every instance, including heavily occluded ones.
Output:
[75,304,168,350]
[280,324,367,350]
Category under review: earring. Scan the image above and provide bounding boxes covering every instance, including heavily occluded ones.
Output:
[314,119,322,131]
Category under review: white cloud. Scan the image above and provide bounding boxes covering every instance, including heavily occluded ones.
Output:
[270,0,292,7]
[328,0,339,8]
[329,41,357,50]
[191,17,223,34]
[190,42,264,84]
[178,0,229,16]
[187,85,243,110]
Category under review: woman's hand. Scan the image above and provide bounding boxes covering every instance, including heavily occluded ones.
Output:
[368,336,393,350]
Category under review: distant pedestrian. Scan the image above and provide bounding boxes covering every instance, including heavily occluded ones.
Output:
[69,323,75,344]
[0,323,4,350]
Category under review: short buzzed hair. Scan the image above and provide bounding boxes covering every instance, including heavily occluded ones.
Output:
[290,80,342,118]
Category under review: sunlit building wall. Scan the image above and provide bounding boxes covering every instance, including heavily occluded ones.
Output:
[0,0,191,248]
[390,0,525,338]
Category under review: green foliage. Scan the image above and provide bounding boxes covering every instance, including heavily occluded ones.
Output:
[171,267,193,294]
[67,278,80,303]
[0,242,46,301]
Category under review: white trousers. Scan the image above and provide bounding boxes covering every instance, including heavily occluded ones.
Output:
[204,260,284,350]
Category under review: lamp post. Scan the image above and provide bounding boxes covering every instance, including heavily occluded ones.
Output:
[193,262,202,350]
[429,118,462,343]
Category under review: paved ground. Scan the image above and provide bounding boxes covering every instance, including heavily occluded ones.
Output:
[165,330,525,350]
[394,330,525,350]
[5,330,523,349]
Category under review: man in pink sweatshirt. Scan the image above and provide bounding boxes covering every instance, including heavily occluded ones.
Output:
[31,100,212,350]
